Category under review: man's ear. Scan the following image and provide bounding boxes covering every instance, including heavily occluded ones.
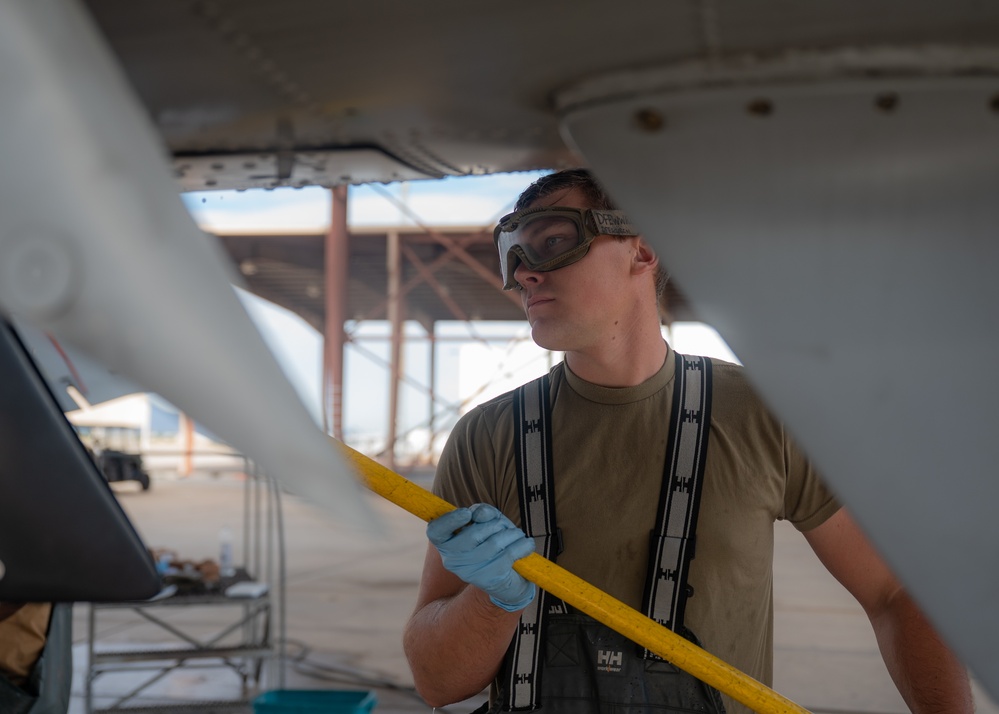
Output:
[631,237,659,277]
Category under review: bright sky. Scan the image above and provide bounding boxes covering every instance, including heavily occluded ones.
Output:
[184,172,548,233]
[184,174,739,455]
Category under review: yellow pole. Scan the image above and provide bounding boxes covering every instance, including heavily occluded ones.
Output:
[335,440,811,714]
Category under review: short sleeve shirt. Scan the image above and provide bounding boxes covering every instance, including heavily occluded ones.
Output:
[433,348,840,714]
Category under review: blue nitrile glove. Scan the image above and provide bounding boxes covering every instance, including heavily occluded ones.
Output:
[427,503,536,612]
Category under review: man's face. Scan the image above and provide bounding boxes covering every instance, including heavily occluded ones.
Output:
[514,188,642,353]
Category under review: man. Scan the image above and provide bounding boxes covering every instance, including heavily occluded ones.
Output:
[0,602,57,713]
[403,169,972,713]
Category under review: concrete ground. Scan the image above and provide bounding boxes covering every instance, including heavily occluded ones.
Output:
[70,472,999,714]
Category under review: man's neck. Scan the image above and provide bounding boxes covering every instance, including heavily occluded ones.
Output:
[564,335,669,388]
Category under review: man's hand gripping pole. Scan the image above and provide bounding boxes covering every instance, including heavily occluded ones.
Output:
[335,440,811,714]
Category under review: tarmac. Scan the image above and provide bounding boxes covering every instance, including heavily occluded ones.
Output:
[69,471,999,714]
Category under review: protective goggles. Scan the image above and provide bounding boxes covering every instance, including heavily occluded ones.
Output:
[493,206,640,290]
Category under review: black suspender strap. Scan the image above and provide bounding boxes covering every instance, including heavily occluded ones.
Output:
[504,354,713,708]
[506,373,557,711]
[641,352,713,654]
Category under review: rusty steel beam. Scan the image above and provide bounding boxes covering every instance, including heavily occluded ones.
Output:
[323,186,349,439]
[427,323,437,464]
[369,184,521,304]
[400,242,469,321]
[346,231,506,331]
[385,229,403,471]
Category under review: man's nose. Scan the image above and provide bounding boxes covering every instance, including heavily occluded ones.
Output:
[513,261,543,288]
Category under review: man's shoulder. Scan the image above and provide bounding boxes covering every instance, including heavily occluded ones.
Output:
[454,365,560,431]
[704,355,747,388]
[676,352,748,391]
[479,365,561,409]
[711,357,769,413]
[451,393,511,438]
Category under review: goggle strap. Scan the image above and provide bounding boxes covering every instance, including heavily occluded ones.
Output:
[588,209,639,237]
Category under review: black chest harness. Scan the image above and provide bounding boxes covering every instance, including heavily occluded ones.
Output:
[491,353,726,713]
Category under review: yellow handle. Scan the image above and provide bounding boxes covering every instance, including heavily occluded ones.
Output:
[335,440,810,714]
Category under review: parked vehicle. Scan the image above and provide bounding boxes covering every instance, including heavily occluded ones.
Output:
[76,424,151,491]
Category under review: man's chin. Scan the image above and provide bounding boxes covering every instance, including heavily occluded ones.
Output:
[529,323,568,353]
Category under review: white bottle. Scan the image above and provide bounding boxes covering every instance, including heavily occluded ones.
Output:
[218,526,234,577]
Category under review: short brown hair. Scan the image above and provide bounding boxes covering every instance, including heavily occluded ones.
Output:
[515,169,670,299]
[515,168,616,213]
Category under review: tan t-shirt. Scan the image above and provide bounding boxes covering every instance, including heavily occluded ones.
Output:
[433,348,840,714]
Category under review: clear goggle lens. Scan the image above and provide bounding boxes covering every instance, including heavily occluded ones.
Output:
[494,208,637,289]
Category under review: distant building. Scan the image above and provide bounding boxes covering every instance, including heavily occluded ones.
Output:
[68,393,244,479]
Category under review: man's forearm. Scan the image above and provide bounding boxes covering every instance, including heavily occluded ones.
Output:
[872,590,973,714]
[404,583,522,707]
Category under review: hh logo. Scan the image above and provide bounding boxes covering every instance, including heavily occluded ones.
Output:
[683,408,701,424]
[596,649,623,672]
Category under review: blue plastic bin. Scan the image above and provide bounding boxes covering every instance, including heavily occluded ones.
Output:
[253,689,377,713]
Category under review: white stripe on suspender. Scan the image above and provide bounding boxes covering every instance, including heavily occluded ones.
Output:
[506,354,713,709]
[643,353,713,655]
[507,373,556,710]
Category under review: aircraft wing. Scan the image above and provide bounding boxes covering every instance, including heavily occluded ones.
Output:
[558,54,999,698]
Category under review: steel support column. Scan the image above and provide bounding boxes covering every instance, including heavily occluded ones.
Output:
[427,322,436,463]
[179,413,194,477]
[323,185,349,439]
[386,230,403,470]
